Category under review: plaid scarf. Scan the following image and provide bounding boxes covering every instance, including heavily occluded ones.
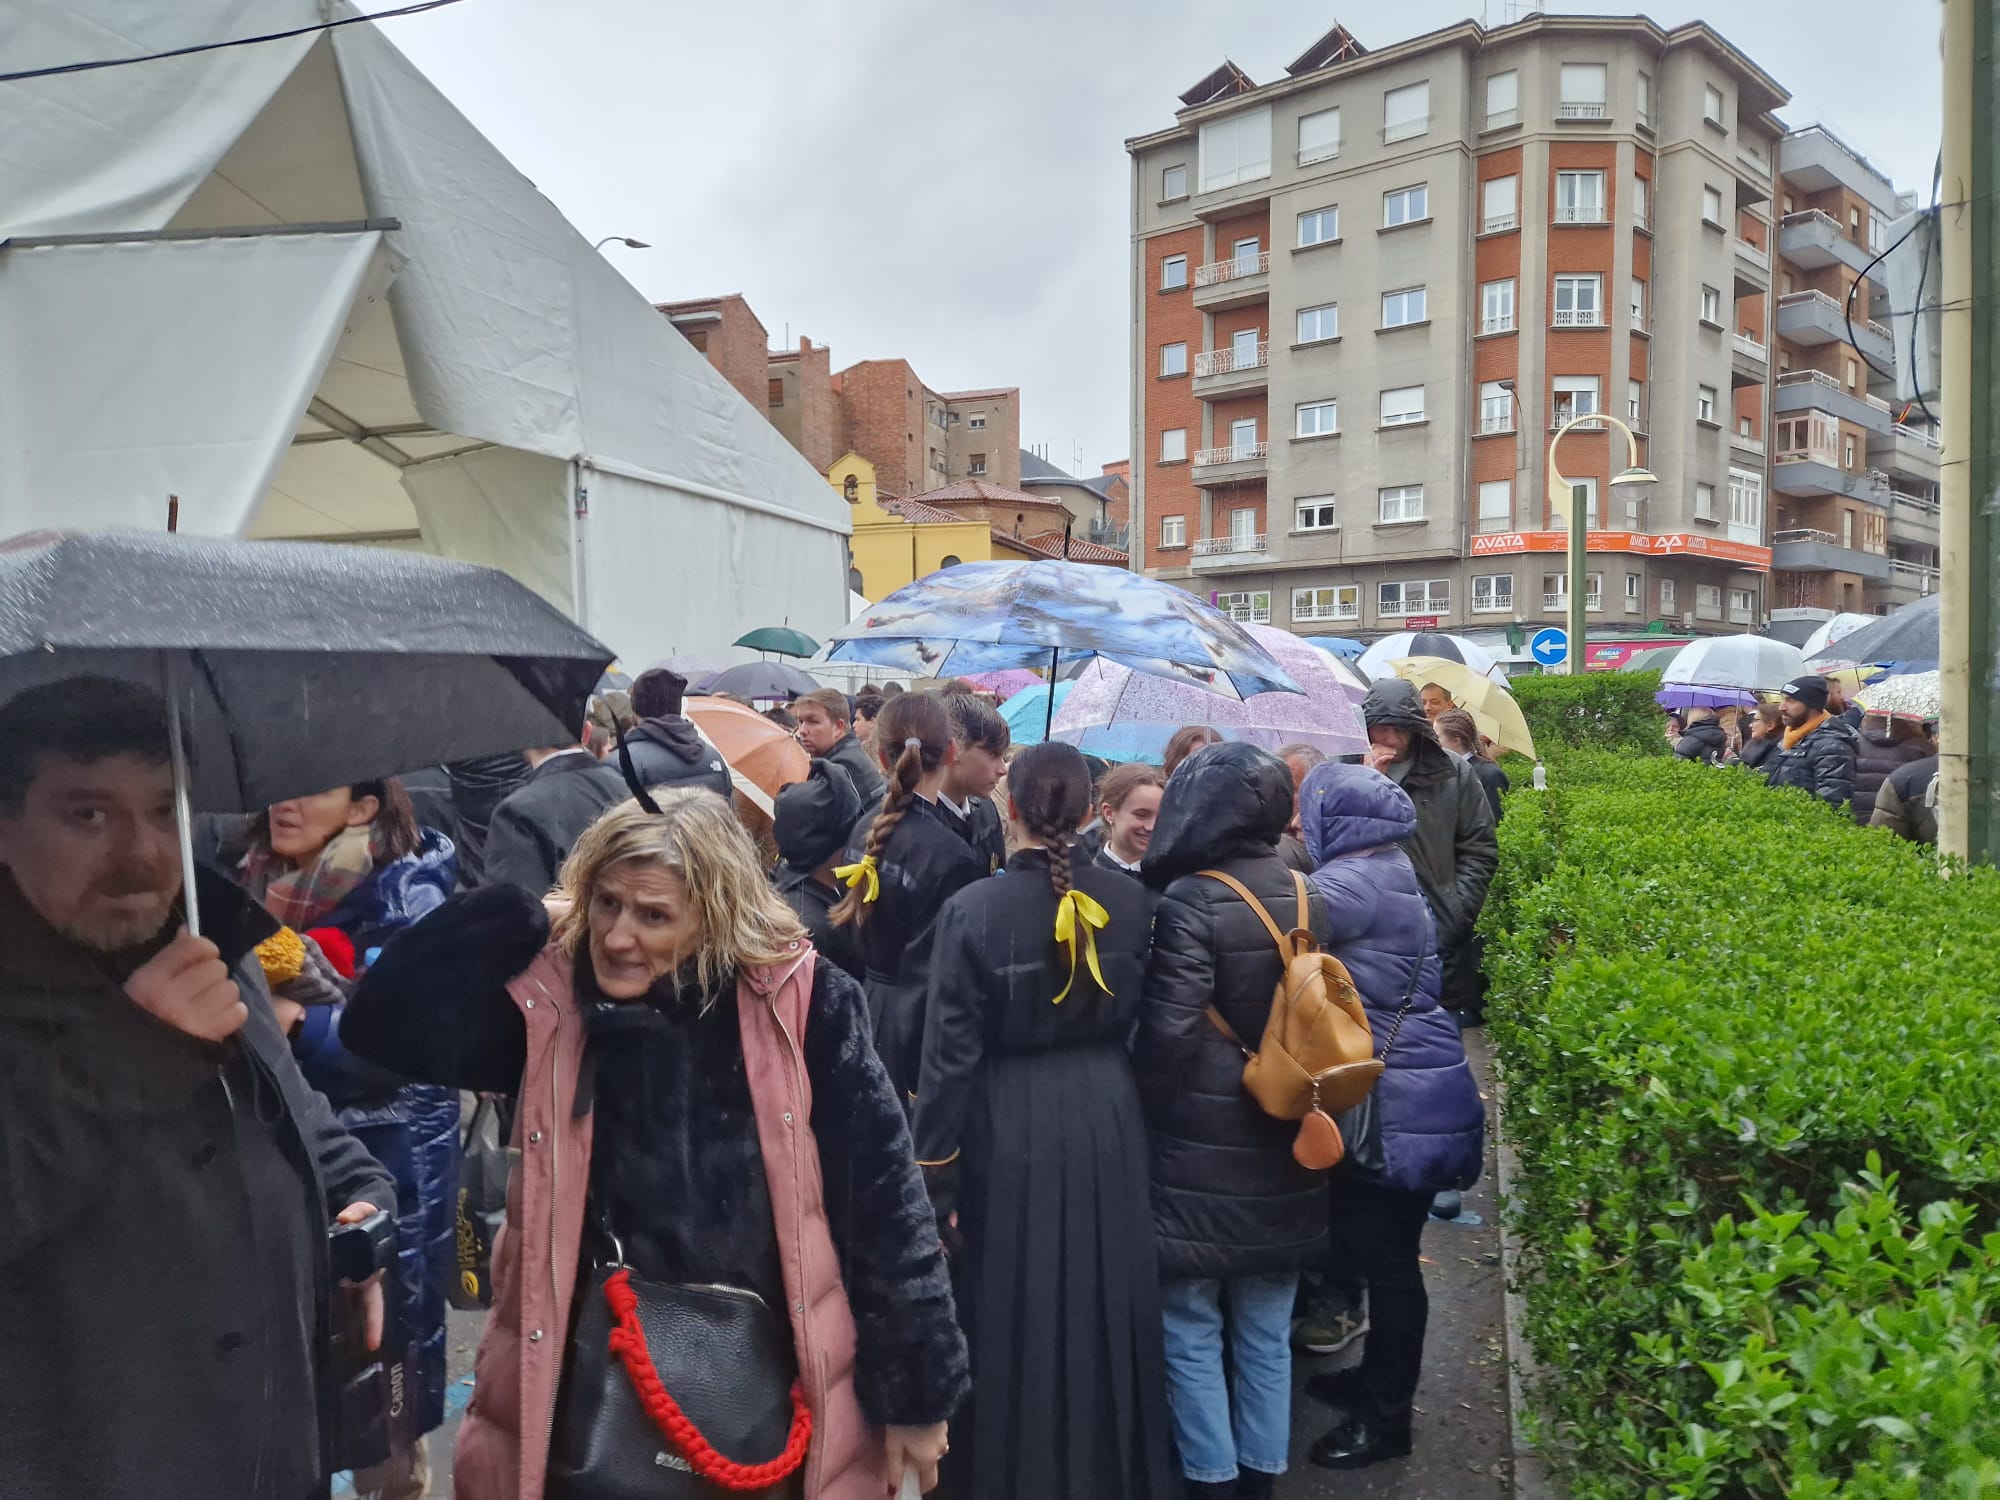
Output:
[239,822,381,931]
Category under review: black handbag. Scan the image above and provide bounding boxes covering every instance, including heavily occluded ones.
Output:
[547,1223,810,1500]
[449,1096,510,1311]
[1334,956,1425,1179]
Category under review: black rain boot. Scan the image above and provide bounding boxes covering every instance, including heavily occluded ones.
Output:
[1308,1406,1415,1470]
[1235,1469,1276,1498]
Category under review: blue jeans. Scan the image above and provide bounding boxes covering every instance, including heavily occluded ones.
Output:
[1159,1272,1299,1483]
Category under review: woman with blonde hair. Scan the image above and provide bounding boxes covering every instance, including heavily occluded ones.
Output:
[342,789,967,1500]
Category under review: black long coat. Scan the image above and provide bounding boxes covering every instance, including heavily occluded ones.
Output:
[482,751,629,896]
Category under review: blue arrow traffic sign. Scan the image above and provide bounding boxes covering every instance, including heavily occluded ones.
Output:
[1530,627,1569,667]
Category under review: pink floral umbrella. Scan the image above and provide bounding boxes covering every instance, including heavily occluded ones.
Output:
[1051,623,1366,761]
[964,668,1044,699]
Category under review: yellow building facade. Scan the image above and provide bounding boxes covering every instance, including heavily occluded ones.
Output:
[831,452,1036,599]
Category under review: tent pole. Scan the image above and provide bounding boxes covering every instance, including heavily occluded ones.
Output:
[1045,647,1059,738]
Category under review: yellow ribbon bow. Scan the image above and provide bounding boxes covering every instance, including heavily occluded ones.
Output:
[833,854,881,904]
[1051,888,1112,1004]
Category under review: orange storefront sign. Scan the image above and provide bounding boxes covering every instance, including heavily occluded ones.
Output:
[1467,530,1772,572]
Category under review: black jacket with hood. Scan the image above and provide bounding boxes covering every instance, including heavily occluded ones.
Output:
[620,713,733,801]
[482,749,631,896]
[1769,714,1862,810]
[1852,724,1933,826]
[1135,743,1332,1279]
[1674,718,1727,765]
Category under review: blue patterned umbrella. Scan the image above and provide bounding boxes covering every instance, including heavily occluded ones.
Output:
[825,560,1300,702]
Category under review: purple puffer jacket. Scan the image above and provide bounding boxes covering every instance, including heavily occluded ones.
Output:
[1299,762,1485,1195]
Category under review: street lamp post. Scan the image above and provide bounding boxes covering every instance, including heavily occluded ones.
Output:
[1547,412,1657,675]
[592,235,651,251]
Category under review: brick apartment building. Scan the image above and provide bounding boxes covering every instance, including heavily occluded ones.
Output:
[1766,126,1940,643]
[1126,14,1811,637]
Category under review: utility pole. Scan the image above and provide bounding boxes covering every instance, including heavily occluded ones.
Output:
[1938,0,1999,863]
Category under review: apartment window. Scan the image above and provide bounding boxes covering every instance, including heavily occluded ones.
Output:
[1846,358,1861,391]
[1380,578,1449,616]
[1697,583,1724,619]
[1636,71,1652,126]
[1295,498,1338,532]
[1702,185,1725,225]
[1700,285,1723,325]
[1298,107,1341,165]
[1486,70,1519,128]
[1628,378,1645,427]
[1730,587,1757,624]
[1296,400,1339,438]
[1160,342,1188,377]
[968,412,987,430]
[1625,573,1642,611]
[1230,417,1260,454]
[1293,584,1360,622]
[1381,286,1427,327]
[1553,477,1599,528]
[1630,277,1647,326]
[1297,302,1339,343]
[1227,507,1258,547]
[1844,434,1858,469]
[1161,164,1188,201]
[1298,206,1339,246]
[1383,81,1430,142]
[1870,215,1887,253]
[767,377,784,407]
[1383,183,1429,227]
[1217,590,1272,625]
[1553,375,1600,425]
[1229,327,1262,367]
[1379,484,1425,523]
[1660,577,1678,613]
[1704,84,1725,125]
[1161,254,1188,290]
[1379,386,1425,428]
[1481,278,1516,334]
[1473,573,1515,613]
[1482,175,1519,233]
[1544,571,1603,610]
[1160,427,1187,462]
[1198,107,1272,192]
[968,454,987,477]
[1697,385,1718,424]
[1477,481,1513,534]
[1727,467,1764,535]
[1633,176,1650,229]
[1694,481,1717,521]
[1556,170,1606,223]
[1553,274,1602,326]
[1559,63,1607,118]
[1480,380,1515,433]
[1231,235,1262,274]
[1159,514,1186,547]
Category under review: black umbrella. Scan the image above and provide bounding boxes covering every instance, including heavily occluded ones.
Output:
[0,530,614,928]
[1806,593,1939,667]
[702,661,824,701]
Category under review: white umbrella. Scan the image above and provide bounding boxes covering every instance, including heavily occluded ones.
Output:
[1661,635,1805,695]
[1357,631,1498,681]
[1800,612,1878,660]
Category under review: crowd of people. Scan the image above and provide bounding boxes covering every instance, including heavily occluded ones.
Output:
[1,660,1506,1500]
[1667,672,1941,842]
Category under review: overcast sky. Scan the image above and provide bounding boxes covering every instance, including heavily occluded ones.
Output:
[389,0,1942,482]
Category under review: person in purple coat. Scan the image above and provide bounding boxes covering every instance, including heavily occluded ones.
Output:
[1295,760,1487,1472]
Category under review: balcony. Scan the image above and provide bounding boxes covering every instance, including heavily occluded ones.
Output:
[1193,250,1270,310]
[1886,489,1941,547]
[1778,210,1886,285]
[1735,238,1771,271]
[1478,413,1516,436]
[1731,430,1767,457]
[1554,204,1608,225]
[1480,313,1517,335]
[1542,591,1603,612]
[1775,289,1897,368]
[1192,533,1269,570]
[1553,308,1604,328]
[1731,331,1769,387]
[1482,213,1519,234]
[1774,368,1894,435]
[1548,405,1606,432]
[1193,340,1270,396]
[1769,528,1891,579]
[1869,422,1942,483]
[1772,454,1889,504]
[1872,557,1940,607]
[1557,100,1609,121]
[1192,442,1268,483]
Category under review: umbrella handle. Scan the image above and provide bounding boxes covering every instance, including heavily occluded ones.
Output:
[164,661,200,937]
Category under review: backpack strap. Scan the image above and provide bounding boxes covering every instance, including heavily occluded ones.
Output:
[1194,868,1286,1053]
[1291,870,1309,934]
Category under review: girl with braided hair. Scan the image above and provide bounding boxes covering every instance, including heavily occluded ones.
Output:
[830,691,982,1105]
[913,742,1177,1500]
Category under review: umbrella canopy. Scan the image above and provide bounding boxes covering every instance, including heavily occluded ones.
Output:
[825,560,1300,702]
[733,626,821,659]
[1661,634,1805,697]
[1051,622,1366,761]
[681,696,812,813]
[1800,612,1879,660]
[1302,636,1368,660]
[701,661,824,702]
[1390,657,1537,760]
[965,668,1044,700]
[997,681,1074,747]
[1357,632,1498,681]
[0,530,611,811]
[1855,670,1942,723]
[1615,645,1686,675]
[1807,594,1939,667]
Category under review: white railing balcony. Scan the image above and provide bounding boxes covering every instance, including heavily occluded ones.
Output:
[1550,405,1606,430]
[1890,560,1942,584]
[1482,213,1519,233]
[1480,314,1516,335]
[1890,489,1942,515]
[1485,107,1520,129]
[1782,208,1842,235]
[1193,442,1268,467]
[1194,341,1270,378]
[1778,289,1841,314]
[1558,101,1608,119]
[1296,602,1361,623]
[1479,414,1516,435]
[1776,442,1841,467]
[1222,603,1273,624]
[1553,308,1603,327]
[1193,251,1271,287]
[1735,239,1771,269]
[1555,204,1608,224]
[1732,431,1767,455]
[1778,368,1851,398]
[1733,332,1769,361]
[1543,592,1601,611]
[1193,533,1268,557]
[1774,527,1841,547]
[1866,316,1893,341]
[1890,421,1942,448]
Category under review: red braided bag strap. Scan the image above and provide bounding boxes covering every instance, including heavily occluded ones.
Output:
[602,1268,813,1491]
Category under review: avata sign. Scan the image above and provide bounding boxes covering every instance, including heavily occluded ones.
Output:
[1468,530,1772,572]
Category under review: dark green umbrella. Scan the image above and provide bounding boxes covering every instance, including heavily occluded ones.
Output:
[733,626,820,659]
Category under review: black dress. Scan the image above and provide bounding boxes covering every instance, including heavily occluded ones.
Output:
[914,851,1176,1500]
[849,796,984,1105]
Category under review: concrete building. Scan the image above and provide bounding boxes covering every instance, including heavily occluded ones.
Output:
[1767,125,1940,642]
[1019,448,1132,545]
[1125,14,1790,637]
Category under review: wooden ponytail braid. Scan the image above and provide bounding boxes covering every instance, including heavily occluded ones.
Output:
[831,739,922,930]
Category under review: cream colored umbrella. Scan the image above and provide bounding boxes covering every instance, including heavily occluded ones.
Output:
[1390,656,1538,760]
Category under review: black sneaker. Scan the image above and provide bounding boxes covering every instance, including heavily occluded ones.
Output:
[1308,1409,1414,1470]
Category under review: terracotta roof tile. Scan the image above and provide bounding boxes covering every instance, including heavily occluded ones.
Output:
[1017,530,1130,564]
[904,479,1072,511]
[878,497,966,526]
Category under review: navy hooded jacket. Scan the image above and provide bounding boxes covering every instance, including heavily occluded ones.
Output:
[1298,763,1485,1196]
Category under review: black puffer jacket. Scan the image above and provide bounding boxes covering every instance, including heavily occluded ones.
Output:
[1735,734,1781,778]
[1674,718,1727,765]
[620,715,733,800]
[1851,725,1932,826]
[1136,743,1332,1279]
[1769,715,1861,809]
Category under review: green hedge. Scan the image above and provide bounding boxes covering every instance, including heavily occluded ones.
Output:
[1513,670,1669,759]
[1487,754,2000,1498]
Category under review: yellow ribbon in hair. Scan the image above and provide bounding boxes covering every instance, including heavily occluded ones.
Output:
[833,854,882,904]
[1051,888,1112,1004]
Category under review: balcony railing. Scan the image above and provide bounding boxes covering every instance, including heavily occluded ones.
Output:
[1774,527,1840,547]
[1776,443,1841,468]
[1558,101,1608,119]
[1732,332,1769,361]
[1194,341,1270,377]
[1485,107,1521,129]
[1735,239,1771,269]
[1193,251,1271,287]
[1296,602,1361,623]
[1549,405,1606,430]
[1730,605,1757,624]
[1222,603,1273,624]
[1888,421,1942,449]
[1889,488,1942,515]
[1777,368,1896,415]
[1480,314,1516,335]
[1891,559,1942,582]
[1555,203,1608,224]
[1482,213,1519,233]
[1479,413,1516,435]
[1543,592,1602,611]
[1553,308,1603,327]
[1732,432,1767,455]
[1193,442,1268,466]
[1782,208,1842,236]
[1194,533,1267,557]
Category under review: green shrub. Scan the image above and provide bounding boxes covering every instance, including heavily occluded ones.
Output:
[1488,754,2000,1497]
[1513,670,1669,758]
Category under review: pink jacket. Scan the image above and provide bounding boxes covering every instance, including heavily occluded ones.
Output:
[453,940,887,1500]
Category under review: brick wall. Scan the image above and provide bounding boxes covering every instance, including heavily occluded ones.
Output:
[659,296,769,413]
[835,361,925,498]
[792,341,834,473]
[1141,226,1206,570]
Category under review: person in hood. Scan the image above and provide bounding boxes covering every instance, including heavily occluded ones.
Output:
[1731,703,1783,778]
[1295,762,1486,1473]
[1870,718,1941,844]
[1851,712,1932,826]
[1672,706,1727,765]
[1358,680,1498,1024]
[938,693,1010,876]
[481,728,631,897]
[618,668,734,803]
[793,688,887,807]
[1768,675,1861,810]
[234,775,460,1500]
[771,758,867,983]
[1136,743,1333,1499]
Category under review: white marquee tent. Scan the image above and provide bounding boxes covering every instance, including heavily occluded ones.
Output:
[0,0,851,664]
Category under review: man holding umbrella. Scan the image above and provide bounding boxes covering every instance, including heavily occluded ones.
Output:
[0,677,396,1500]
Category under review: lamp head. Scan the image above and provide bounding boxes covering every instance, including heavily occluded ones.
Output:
[618,237,652,249]
[1610,465,1659,488]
